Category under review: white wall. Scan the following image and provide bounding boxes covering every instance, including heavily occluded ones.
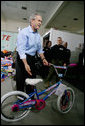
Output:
[1,19,29,33]
[50,28,84,51]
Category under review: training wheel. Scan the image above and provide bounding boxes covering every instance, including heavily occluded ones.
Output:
[57,87,75,113]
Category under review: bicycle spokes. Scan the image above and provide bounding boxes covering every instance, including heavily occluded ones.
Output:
[60,91,71,110]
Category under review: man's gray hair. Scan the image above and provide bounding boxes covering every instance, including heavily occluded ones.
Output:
[29,13,41,24]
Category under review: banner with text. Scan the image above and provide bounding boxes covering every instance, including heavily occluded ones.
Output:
[1,31,18,51]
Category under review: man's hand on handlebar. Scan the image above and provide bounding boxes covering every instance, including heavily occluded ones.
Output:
[42,58,49,66]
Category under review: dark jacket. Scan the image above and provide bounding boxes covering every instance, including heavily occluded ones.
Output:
[51,44,71,65]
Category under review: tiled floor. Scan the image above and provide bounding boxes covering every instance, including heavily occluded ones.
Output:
[1,77,84,125]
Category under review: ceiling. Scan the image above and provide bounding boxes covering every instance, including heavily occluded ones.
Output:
[45,1,84,35]
[1,1,84,35]
[1,1,61,24]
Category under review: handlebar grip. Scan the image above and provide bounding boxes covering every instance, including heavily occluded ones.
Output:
[50,64,67,69]
[69,63,77,67]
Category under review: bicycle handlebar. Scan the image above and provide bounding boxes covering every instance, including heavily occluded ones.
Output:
[49,63,77,78]
[49,63,77,69]
[50,63,67,69]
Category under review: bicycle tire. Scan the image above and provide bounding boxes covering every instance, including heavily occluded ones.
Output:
[1,91,31,122]
[57,87,75,113]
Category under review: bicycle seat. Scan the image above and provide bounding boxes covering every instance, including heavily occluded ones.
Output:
[25,78,43,85]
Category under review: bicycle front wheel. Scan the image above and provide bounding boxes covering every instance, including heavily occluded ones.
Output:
[57,87,75,113]
[1,91,31,122]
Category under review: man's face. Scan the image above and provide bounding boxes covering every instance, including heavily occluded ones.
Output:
[57,38,63,45]
[32,15,42,30]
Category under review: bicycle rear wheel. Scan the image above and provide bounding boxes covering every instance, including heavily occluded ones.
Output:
[1,91,31,122]
[57,87,75,113]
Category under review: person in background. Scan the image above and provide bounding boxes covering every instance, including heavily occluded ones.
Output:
[50,37,65,65]
[16,13,49,99]
[63,42,71,66]
[35,40,52,79]
[57,37,64,45]
[43,39,49,49]
[39,40,52,79]
[78,43,84,66]
[43,40,52,62]
[44,38,70,88]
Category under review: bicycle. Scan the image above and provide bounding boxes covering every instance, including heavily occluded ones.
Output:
[1,63,75,122]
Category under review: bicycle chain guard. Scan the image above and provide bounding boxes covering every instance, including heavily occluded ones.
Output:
[12,104,19,112]
[35,99,46,110]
